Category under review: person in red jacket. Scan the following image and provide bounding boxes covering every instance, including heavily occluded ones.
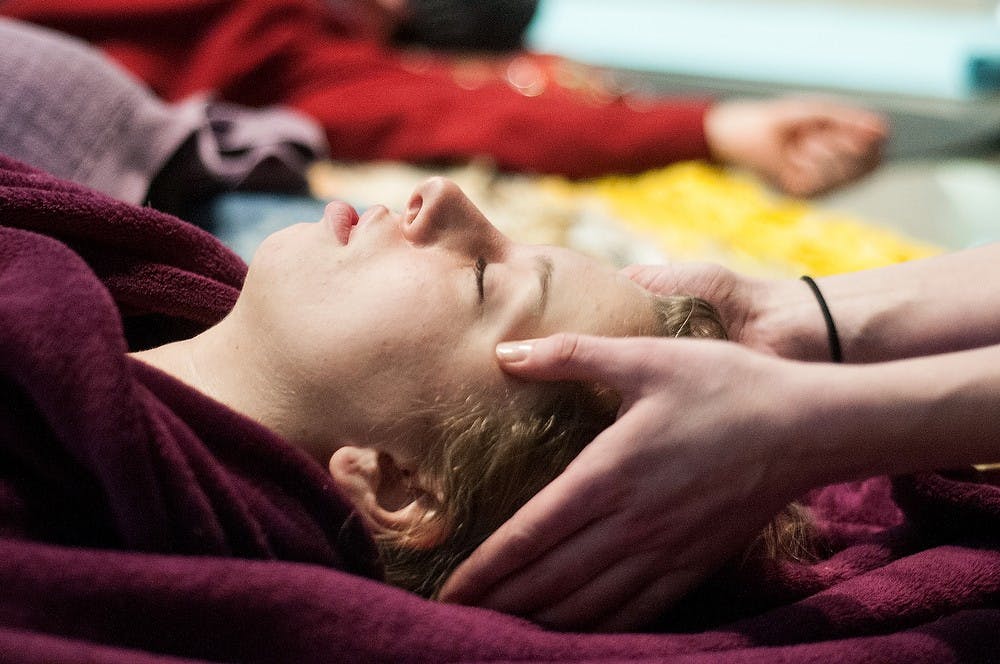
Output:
[1,0,887,196]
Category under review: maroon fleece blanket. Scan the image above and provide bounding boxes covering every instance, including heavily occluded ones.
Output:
[1,154,999,662]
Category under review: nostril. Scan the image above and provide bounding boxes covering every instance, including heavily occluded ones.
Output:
[405,194,423,224]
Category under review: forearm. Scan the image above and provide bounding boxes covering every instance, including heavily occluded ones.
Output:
[787,344,1000,489]
[747,243,1000,363]
[292,53,713,178]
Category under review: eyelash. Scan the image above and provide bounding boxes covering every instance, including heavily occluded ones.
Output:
[474,256,487,302]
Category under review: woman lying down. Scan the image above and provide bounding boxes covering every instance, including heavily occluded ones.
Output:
[132,176,812,598]
[5,154,999,662]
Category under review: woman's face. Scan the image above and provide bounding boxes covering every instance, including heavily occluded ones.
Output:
[238,177,656,467]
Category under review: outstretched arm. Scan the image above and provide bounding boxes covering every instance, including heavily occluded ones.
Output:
[439,333,1000,630]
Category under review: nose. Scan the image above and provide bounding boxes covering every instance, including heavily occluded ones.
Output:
[401,177,496,253]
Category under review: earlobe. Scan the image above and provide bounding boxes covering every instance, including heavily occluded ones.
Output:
[328,446,378,503]
[329,446,449,549]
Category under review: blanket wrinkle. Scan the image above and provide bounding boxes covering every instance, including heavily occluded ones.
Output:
[894,471,1000,541]
[0,153,377,568]
[0,155,245,344]
[1,153,999,661]
[0,226,168,549]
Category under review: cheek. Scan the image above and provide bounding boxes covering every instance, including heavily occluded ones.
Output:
[324,292,470,389]
[390,340,506,415]
[249,223,316,272]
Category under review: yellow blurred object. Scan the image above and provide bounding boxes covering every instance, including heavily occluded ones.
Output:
[541,162,941,277]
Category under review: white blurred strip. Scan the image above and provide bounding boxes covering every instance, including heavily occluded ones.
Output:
[527,0,1000,99]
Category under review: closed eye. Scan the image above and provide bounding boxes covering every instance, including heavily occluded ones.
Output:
[474,256,487,303]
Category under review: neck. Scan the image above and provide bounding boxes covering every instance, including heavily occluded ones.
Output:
[130,314,338,464]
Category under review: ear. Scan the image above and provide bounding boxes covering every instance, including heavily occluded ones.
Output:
[329,446,448,549]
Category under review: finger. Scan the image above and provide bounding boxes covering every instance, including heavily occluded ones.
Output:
[779,98,889,136]
[476,506,638,617]
[438,447,617,604]
[827,109,890,138]
[836,127,885,174]
[531,547,665,630]
[798,131,841,164]
[594,566,708,632]
[495,333,671,388]
[439,404,667,606]
[782,127,865,196]
[620,263,723,297]
[528,496,725,631]
[810,131,875,191]
[620,264,680,294]
[823,129,870,159]
[619,263,661,285]
[820,112,888,139]
[778,147,824,197]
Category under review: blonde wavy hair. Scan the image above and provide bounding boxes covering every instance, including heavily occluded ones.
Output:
[375,294,812,597]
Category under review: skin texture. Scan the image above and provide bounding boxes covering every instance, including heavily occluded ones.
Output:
[439,244,1000,630]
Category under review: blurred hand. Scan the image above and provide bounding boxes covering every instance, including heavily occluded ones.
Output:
[704,97,888,197]
[439,333,815,631]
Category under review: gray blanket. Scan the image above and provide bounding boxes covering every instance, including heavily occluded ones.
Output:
[0,18,328,210]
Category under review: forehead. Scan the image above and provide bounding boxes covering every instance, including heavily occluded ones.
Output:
[534,245,657,339]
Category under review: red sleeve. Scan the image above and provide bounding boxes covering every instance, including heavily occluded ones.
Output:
[2,0,713,178]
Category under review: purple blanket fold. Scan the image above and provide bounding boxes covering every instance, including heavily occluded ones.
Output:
[1,153,999,662]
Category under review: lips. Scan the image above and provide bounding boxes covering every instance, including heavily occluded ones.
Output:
[323,201,360,245]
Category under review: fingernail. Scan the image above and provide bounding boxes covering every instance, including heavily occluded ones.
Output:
[496,341,534,362]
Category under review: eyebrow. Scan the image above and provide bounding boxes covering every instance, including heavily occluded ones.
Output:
[534,255,553,318]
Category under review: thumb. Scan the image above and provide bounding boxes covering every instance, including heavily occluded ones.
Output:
[619,264,675,293]
[496,333,659,388]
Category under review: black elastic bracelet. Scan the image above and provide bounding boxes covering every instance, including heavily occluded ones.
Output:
[800,275,843,363]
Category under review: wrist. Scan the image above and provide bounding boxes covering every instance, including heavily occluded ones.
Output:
[748,357,848,496]
[737,276,831,362]
[776,361,891,489]
[800,276,842,363]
